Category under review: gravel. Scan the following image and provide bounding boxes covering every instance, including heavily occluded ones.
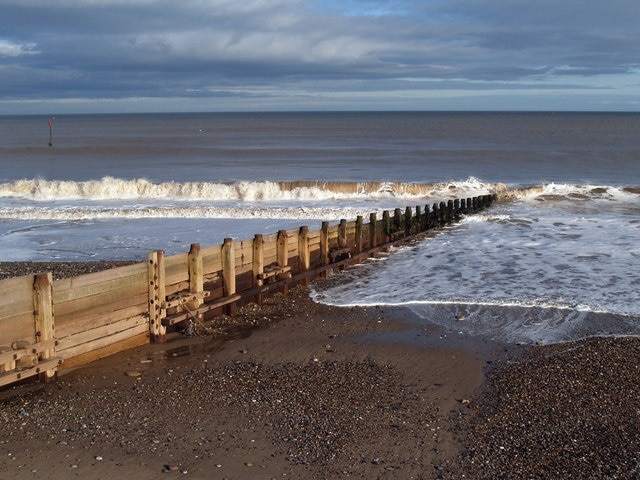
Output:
[0,261,138,280]
[1,358,436,478]
[451,336,640,479]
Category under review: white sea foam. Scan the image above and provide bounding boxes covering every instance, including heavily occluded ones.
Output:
[311,190,640,345]
[0,176,496,202]
[0,205,371,221]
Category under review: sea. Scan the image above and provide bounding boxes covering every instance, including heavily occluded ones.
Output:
[1,112,639,346]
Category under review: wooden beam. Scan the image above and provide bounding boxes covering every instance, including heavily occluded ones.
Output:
[0,357,63,388]
[162,294,242,326]
[369,212,377,249]
[148,251,166,341]
[320,221,329,267]
[189,244,204,296]
[382,210,391,243]
[355,216,363,254]
[222,238,237,315]
[33,273,57,381]
[253,234,265,304]
[277,230,289,294]
[338,219,347,248]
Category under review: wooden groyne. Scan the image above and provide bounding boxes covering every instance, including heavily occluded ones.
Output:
[0,194,496,387]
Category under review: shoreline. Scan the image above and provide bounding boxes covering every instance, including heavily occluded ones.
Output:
[0,283,492,479]
[1,262,638,478]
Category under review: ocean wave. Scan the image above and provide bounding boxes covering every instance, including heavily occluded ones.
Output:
[1,178,636,218]
[504,183,640,203]
[0,176,495,202]
[0,205,370,221]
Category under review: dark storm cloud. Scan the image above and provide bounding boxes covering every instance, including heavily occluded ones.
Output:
[0,0,638,113]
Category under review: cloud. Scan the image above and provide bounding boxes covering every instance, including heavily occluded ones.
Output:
[0,39,38,57]
[0,0,638,113]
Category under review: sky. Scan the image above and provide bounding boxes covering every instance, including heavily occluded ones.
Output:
[1,0,639,114]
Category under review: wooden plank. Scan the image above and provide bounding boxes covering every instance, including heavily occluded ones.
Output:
[59,332,148,371]
[56,300,148,338]
[0,346,32,365]
[262,232,278,244]
[201,243,223,258]
[55,289,147,323]
[202,257,222,273]
[0,275,34,302]
[162,294,241,326]
[165,252,189,290]
[0,339,57,365]
[57,314,148,357]
[0,314,36,344]
[165,269,189,289]
[54,269,149,304]
[54,282,148,318]
[257,265,292,280]
[161,291,210,309]
[263,239,278,254]
[53,262,147,291]
[0,357,63,388]
[203,272,222,285]
[0,299,33,322]
[165,281,189,298]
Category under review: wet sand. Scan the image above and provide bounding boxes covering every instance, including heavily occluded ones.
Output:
[1,262,639,479]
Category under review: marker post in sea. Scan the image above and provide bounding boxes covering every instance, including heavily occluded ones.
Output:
[48,118,54,146]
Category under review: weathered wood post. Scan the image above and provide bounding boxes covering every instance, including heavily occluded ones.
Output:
[355,215,363,254]
[48,118,54,147]
[188,244,203,297]
[432,203,440,226]
[338,219,347,249]
[453,199,460,220]
[33,273,56,381]
[369,212,377,249]
[298,226,310,286]
[222,238,237,315]
[415,206,422,233]
[439,202,448,224]
[148,250,166,341]
[253,234,264,304]
[424,204,432,229]
[382,210,391,243]
[447,200,455,223]
[404,206,413,235]
[394,208,403,234]
[277,230,289,294]
[320,221,330,277]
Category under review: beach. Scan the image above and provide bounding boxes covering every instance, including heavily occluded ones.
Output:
[1,262,639,479]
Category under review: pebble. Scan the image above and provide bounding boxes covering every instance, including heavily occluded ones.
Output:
[452,336,640,479]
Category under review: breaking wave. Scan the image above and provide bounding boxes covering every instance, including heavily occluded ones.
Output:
[1,177,637,203]
[0,177,637,222]
[0,176,496,202]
